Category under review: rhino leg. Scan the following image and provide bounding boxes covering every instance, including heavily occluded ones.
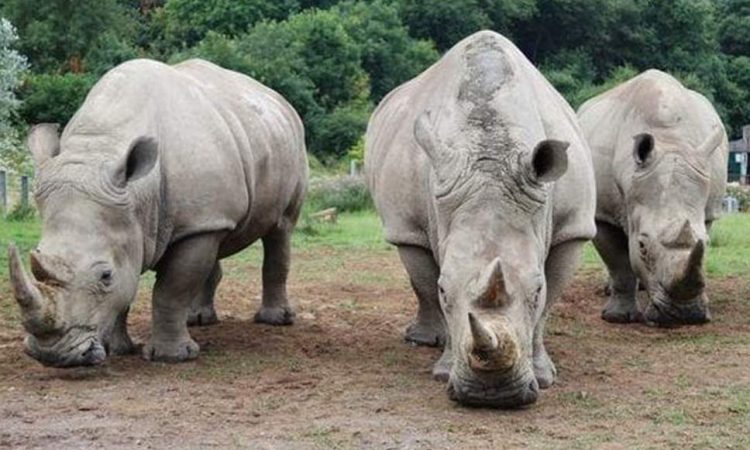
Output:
[187,261,222,327]
[432,335,453,382]
[397,245,446,347]
[143,233,223,363]
[534,239,585,388]
[594,221,641,323]
[109,307,136,355]
[254,225,295,326]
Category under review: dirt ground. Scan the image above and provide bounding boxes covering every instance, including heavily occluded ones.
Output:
[1,245,749,449]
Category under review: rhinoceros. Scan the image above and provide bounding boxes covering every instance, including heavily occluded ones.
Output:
[365,31,596,407]
[8,58,308,367]
[577,70,728,326]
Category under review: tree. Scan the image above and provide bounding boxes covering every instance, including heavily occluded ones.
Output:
[161,0,300,49]
[0,18,29,172]
[2,0,137,74]
[719,0,750,56]
[333,0,438,101]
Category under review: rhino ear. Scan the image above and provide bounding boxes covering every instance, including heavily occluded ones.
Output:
[111,136,159,188]
[633,133,655,166]
[414,110,441,162]
[530,139,569,182]
[27,123,61,166]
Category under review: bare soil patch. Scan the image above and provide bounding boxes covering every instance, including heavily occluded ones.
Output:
[1,247,749,449]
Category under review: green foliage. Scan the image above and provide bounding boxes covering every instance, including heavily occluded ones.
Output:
[19,73,96,125]
[2,0,137,73]
[5,0,750,159]
[0,18,28,172]
[306,175,372,213]
[161,0,299,49]
[5,202,36,222]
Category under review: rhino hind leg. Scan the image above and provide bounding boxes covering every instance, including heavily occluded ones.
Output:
[109,307,136,355]
[535,239,585,388]
[397,245,446,347]
[143,233,224,363]
[594,221,641,323]
[254,224,295,326]
[187,261,222,327]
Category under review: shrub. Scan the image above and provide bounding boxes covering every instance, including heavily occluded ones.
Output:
[19,73,96,125]
[306,175,372,213]
[726,184,750,211]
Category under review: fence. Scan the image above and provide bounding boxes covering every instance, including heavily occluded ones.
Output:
[0,169,32,216]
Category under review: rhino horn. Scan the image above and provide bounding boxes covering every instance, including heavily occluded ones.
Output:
[30,251,73,285]
[8,244,57,334]
[682,240,706,291]
[697,125,724,156]
[467,313,519,372]
[663,219,696,249]
[474,257,506,307]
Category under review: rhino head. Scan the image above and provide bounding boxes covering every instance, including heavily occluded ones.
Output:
[8,124,158,367]
[623,126,724,326]
[414,111,569,407]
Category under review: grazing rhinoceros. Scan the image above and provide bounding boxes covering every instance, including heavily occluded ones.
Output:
[577,70,728,326]
[8,58,308,367]
[365,31,596,408]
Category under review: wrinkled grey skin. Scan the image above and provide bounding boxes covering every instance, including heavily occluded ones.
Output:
[8,59,307,367]
[578,70,728,326]
[365,31,596,408]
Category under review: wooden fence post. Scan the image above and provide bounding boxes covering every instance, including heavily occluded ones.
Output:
[0,170,6,214]
[21,175,29,209]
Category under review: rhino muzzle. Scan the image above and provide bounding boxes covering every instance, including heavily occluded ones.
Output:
[8,244,106,366]
[446,313,536,408]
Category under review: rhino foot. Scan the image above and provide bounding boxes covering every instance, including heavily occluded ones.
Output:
[187,305,219,327]
[533,350,557,389]
[108,332,137,356]
[432,347,453,382]
[405,321,446,347]
[601,297,642,324]
[142,337,200,363]
[254,306,295,326]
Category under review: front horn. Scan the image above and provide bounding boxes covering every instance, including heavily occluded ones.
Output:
[8,244,58,335]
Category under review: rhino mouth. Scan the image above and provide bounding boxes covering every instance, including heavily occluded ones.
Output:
[447,369,539,408]
[643,286,711,327]
[25,329,107,368]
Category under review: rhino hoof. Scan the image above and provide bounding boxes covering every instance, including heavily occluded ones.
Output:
[601,298,642,324]
[142,338,200,363]
[533,352,557,389]
[187,307,219,327]
[432,348,453,382]
[405,321,446,347]
[254,306,295,326]
[107,335,137,356]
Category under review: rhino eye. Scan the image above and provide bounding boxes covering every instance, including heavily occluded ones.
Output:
[100,270,113,286]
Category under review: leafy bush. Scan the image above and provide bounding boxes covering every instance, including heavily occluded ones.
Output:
[726,184,750,212]
[19,73,96,125]
[5,202,36,222]
[306,175,372,213]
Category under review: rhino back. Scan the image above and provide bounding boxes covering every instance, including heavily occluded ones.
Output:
[366,31,595,251]
[61,59,306,263]
[578,69,728,226]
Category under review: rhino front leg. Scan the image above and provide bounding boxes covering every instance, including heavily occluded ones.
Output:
[187,261,222,327]
[594,221,640,323]
[108,307,136,355]
[143,233,223,362]
[254,225,295,325]
[397,245,446,347]
[535,239,585,388]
